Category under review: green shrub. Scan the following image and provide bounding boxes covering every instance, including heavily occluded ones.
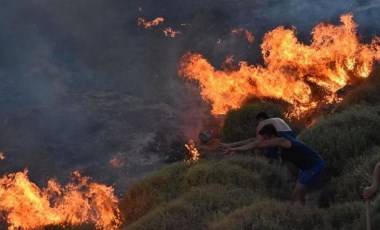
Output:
[327,201,366,230]
[222,102,285,142]
[327,198,380,230]
[184,159,264,191]
[226,156,292,199]
[208,199,331,230]
[298,105,380,177]
[372,196,380,230]
[119,163,189,224]
[125,185,260,230]
[318,146,380,207]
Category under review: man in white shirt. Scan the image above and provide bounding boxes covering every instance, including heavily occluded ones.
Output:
[220,112,296,157]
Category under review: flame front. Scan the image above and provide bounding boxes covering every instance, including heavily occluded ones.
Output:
[0,169,121,230]
[184,139,200,163]
[179,14,380,118]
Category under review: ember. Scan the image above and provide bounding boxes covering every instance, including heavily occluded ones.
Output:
[163,27,182,38]
[137,17,164,29]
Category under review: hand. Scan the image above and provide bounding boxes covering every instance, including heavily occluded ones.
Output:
[363,185,378,200]
[218,143,228,151]
[222,146,235,155]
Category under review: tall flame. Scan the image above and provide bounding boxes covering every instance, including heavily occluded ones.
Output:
[179,14,380,118]
[0,170,121,230]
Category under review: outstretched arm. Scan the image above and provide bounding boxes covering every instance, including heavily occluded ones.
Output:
[228,137,290,152]
[363,162,380,199]
[220,137,257,148]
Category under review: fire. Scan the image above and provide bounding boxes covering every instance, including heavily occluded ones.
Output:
[0,169,122,230]
[184,139,200,163]
[179,14,380,118]
[231,28,255,44]
[0,152,4,160]
[163,27,182,37]
[137,17,164,28]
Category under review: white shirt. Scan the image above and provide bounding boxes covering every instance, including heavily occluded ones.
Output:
[256,117,292,136]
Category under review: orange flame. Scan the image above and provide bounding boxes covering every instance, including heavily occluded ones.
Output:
[163,27,182,37]
[0,169,121,229]
[184,139,200,163]
[137,17,164,29]
[179,14,380,118]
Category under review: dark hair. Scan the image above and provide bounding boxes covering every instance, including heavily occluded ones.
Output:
[255,112,269,121]
[258,124,278,136]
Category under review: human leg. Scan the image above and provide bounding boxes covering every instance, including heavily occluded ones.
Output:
[291,182,308,204]
[293,162,324,204]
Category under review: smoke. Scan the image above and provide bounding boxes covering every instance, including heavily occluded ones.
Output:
[0,0,379,194]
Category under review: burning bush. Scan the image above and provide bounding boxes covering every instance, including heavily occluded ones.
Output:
[339,67,380,108]
[0,170,121,230]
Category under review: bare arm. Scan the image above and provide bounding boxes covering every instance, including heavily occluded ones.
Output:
[229,137,291,152]
[220,137,257,148]
[363,162,380,199]
[253,137,291,149]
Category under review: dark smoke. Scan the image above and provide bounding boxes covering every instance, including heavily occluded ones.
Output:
[0,0,379,194]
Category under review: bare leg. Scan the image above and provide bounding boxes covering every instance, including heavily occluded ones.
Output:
[291,182,309,204]
[363,162,380,199]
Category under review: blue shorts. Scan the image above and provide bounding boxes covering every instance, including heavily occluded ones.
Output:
[299,161,325,188]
